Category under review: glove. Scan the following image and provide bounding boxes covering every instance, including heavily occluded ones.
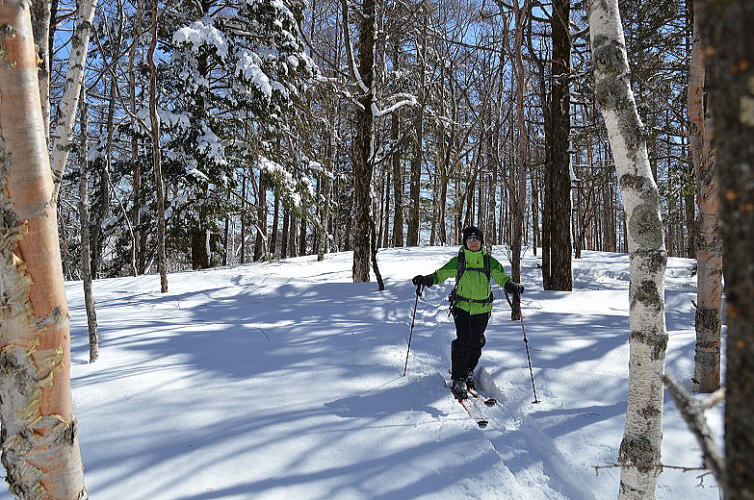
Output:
[412,275,433,287]
[504,281,524,295]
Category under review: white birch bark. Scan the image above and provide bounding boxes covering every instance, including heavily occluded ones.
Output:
[0,3,87,497]
[49,0,99,202]
[586,1,668,499]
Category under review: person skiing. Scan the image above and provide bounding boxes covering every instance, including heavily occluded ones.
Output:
[412,226,524,400]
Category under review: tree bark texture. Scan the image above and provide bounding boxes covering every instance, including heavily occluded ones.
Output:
[587,1,669,499]
[688,0,721,394]
[49,0,99,202]
[0,3,87,496]
[698,1,754,498]
[351,0,376,282]
[78,88,99,363]
[30,0,50,139]
[548,0,573,291]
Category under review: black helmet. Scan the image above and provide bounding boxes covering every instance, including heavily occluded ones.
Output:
[462,226,484,246]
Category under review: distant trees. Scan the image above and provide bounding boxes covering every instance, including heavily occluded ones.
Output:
[40,0,699,287]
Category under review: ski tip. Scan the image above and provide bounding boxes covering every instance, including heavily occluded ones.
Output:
[477,420,488,428]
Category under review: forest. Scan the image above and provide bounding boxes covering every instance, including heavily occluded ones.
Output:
[0,0,752,498]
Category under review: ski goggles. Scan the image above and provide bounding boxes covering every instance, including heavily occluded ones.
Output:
[465,235,481,242]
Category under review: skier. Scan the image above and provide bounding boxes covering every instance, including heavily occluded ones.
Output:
[412,226,524,400]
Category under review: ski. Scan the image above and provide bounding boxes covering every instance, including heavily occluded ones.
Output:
[455,396,488,428]
[442,373,490,428]
[467,387,497,407]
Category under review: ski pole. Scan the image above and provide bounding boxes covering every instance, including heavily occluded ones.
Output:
[506,289,540,404]
[402,284,424,377]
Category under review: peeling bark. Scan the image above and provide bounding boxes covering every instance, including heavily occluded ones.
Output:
[0,3,86,497]
[586,1,668,498]
[688,0,721,394]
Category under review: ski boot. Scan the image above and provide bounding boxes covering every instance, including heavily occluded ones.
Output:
[451,378,468,400]
[466,369,476,391]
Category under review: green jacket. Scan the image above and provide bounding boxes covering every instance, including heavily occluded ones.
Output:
[431,247,511,315]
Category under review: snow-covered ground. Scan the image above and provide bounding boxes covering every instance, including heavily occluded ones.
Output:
[58,247,722,499]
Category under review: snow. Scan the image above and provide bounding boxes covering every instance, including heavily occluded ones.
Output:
[257,156,302,206]
[173,20,229,59]
[236,50,273,100]
[197,125,226,165]
[61,247,723,499]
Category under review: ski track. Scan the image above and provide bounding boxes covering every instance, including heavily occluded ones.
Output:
[53,247,724,500]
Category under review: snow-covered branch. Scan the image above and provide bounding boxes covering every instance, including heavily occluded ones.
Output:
[339,0,369,94]
[372,95,417,117]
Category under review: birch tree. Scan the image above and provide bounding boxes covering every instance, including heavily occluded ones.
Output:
[687,0,721,394]
[0,2,87,496]
[586,1,669,498]
[49,0,99,202]
[698,1,754,497]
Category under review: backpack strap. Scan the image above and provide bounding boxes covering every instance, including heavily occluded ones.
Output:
[449,250,493,308]
[455,249,466,285]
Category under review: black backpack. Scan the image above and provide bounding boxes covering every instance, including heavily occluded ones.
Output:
[448,249,493,308]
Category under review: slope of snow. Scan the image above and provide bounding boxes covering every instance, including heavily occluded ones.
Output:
[58,247,722,499]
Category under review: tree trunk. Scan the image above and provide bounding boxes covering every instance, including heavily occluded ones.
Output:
[688,0,721,394]
[587,1,669,498]
[318,121,334,261]
[0,4,87,495]
[30,0,50,139]
[254,173,268,261]
[128,0,144,275]
[406,112,423,247]
[510,0,529,320]
[49,0,99,202]
[191,229,210,269]
[382,171,390,248]
[79,87,99,363]
[549,0,573,290]
[299,216,307,256]
[240,175,247,264]
[406,19,426,247]
[350,0,376,282]
[148,0,167,292]
[271,191,280,257]
[698,1,754,497]
[281,209,290,259]
[318,175,330,261]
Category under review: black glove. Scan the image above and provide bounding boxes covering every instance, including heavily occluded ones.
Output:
[412,275,433,287]
[504,281,524,295]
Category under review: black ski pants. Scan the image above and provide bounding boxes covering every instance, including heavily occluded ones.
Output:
[450,307,490,380]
